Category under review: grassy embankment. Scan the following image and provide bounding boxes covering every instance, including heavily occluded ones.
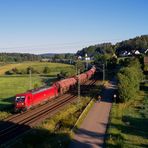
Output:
[106,84,148,147]
[8,83,102,148]
[0,62,74,118]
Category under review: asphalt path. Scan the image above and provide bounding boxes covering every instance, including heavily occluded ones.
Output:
[69,81,117,148]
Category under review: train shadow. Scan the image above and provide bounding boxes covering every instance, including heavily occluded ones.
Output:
[0,120,71,148]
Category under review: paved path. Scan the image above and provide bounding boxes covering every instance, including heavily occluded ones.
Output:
[69,81,116,148]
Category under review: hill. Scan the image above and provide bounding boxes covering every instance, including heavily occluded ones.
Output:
[76,35,148,57]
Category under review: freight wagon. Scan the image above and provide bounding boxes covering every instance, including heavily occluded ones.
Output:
[53,77,77,94]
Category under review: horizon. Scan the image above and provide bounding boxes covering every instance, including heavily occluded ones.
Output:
[0,34,147,55]
[0,0,148,54]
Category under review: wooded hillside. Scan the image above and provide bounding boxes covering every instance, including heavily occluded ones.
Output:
[77,35,148,57]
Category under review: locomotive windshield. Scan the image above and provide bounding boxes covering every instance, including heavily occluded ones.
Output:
[16,96,25,103]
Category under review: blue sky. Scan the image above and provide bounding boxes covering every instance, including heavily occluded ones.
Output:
[0,0,148,54]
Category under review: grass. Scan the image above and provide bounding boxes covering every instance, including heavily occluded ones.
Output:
[0,76,44,99]
[0,61,74,75]
[71,98,95,135]
[106,90,148,148]
[0,75,47,117]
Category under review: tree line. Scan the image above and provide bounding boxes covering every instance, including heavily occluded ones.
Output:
[0,53,41,62]
[77,35,148,57]
[5,66,50,75]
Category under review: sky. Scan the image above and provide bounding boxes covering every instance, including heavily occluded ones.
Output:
[0,0,148,54]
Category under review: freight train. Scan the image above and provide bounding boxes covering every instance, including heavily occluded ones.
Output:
[14,66,96,112]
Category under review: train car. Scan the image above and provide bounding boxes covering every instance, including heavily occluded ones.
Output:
[75,73,88,84]
[15,86,58,112]
[53,77,77,94]
[90,66,96,74]
[85,69,94,79]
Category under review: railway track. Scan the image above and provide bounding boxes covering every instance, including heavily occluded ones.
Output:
[0,79,97,145]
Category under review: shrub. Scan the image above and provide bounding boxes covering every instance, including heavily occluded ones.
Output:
[117,58,143,102]
[43,66,50,74]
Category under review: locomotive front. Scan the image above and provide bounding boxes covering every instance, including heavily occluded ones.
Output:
[15,93,29,112]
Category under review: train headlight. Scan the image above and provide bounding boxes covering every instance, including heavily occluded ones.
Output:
[22,103,24,105]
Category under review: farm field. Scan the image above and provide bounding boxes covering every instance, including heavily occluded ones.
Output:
[0,62,74,112]
[106,90,148,147]
[0,61,74,75]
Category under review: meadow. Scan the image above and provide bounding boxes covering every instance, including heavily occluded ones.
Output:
[0,61,74,75]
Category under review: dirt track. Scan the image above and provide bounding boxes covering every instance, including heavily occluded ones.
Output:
[69,81,116,148]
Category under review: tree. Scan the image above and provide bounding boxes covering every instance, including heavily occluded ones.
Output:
[75,60,85,73]
[26,66,39,74]
[117,58,143,102]
[43,66,50,74]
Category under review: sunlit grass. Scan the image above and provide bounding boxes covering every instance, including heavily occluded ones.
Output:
[0,61,74,75]
[106,91,148,147]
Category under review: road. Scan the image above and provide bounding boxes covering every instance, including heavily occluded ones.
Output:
[69,81,117,148]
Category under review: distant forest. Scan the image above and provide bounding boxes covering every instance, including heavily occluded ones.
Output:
[0,53,41,62]
[77,35,148,57]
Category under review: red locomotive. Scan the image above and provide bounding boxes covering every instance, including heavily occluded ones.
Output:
[14,67,96,112]
[15,86,58,112]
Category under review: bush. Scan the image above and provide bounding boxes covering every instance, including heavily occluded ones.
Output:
[5,70,14,75]
[26,66,40,74]
[43,66,50,74]
[117,58,143,102]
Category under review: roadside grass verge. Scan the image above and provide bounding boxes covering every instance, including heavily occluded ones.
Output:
[71,98,95,135]
[106,91,148,147]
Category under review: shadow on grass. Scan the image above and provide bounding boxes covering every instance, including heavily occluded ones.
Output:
[0,96,14,113]
[0,120,71,148]
[122,116,148,135]
[107,118,148,147]
[110,116,148,140]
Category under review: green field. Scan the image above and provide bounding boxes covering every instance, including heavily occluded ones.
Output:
[106,90,148,147]
[0,62,74,113]
[0,61,74,75]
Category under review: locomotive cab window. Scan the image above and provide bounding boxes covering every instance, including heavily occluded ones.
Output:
[16,96,25,102]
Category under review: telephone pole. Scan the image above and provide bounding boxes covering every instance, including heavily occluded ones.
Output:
[78,69,80,100]
[29,69,32,89]
[85,53,88,70]
[103,63,105,81]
